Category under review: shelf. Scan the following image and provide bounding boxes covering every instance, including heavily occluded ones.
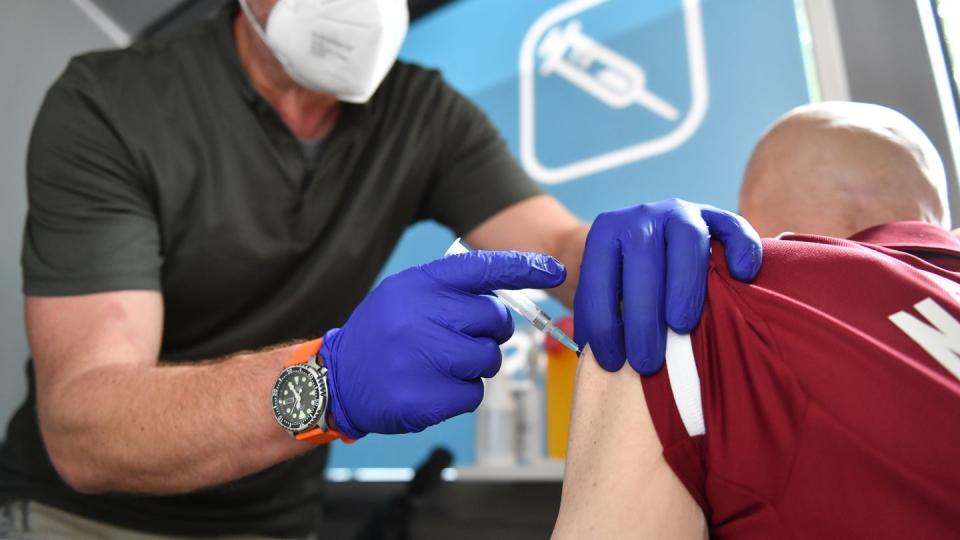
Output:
[453,460,565,482]
[324,460,565,483]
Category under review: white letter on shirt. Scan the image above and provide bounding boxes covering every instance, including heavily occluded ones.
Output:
[890,298,960,381]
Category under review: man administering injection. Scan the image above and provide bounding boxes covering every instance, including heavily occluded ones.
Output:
[0,1,761,537]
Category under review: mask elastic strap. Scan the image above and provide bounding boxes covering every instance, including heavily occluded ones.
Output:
[238,0,271,46]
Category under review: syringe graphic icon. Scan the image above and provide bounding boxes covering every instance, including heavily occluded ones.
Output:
[537,20,679,122]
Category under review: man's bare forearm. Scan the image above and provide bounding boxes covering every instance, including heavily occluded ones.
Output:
[38,343,309,495]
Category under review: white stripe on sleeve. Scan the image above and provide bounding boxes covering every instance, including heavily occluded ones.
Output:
[665,330,705,437]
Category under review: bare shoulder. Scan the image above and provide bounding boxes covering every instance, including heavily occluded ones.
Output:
[552,346,707,540]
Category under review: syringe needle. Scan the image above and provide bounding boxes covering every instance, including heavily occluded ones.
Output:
[547,324,580,354]
[635,89,679,121]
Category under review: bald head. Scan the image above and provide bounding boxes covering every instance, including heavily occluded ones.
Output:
[740,102,949,238]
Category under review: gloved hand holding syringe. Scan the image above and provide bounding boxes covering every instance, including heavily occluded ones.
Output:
[446,238,580,354]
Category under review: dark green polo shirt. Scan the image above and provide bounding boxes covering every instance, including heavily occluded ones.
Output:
[0,4,540,536]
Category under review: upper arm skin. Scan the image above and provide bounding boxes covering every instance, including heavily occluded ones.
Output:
[27,292,163,458]
[553,346,707,539]
[465,194,588,306]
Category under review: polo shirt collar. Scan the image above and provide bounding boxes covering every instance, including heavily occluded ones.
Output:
[848,221,960,257]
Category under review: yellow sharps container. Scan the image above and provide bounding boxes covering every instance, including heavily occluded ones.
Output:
[544,316,577,459]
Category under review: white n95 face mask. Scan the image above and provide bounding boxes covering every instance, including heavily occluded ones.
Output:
[239,0,409,103]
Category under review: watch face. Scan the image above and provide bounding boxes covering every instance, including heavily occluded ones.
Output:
[272,365,325,432]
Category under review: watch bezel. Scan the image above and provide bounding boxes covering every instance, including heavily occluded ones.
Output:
[271,361,328,433]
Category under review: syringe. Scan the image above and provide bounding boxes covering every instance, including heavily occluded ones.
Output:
[445,238,581,354]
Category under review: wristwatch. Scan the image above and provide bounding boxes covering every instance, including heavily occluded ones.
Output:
[272,338,354,445]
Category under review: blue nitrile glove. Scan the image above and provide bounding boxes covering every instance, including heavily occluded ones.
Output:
[321,250,567,439]
[574,199,761,375]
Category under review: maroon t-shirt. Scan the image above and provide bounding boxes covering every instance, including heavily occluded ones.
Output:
[641,222,960,539]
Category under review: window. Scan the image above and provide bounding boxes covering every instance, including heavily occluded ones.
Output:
[935,0,960,108]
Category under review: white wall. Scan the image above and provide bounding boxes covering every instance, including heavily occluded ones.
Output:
[0,2,112,431]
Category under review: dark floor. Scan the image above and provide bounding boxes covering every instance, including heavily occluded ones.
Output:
[323,480,562,539]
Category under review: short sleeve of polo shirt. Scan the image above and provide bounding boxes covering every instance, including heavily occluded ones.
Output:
[640,257,819,535]
[420,77,542,236]
[22,60,162,296]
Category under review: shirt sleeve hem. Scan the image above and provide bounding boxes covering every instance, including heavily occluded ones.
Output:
[453,186,543,238]
[23,273,161,296]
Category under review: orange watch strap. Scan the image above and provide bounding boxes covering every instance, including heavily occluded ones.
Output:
[294,426,353,444]
[285,338,355,445]
[285,338,324,367]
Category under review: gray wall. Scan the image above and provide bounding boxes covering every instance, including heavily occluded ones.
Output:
[89,0,180,36]
[0,2,112,430]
